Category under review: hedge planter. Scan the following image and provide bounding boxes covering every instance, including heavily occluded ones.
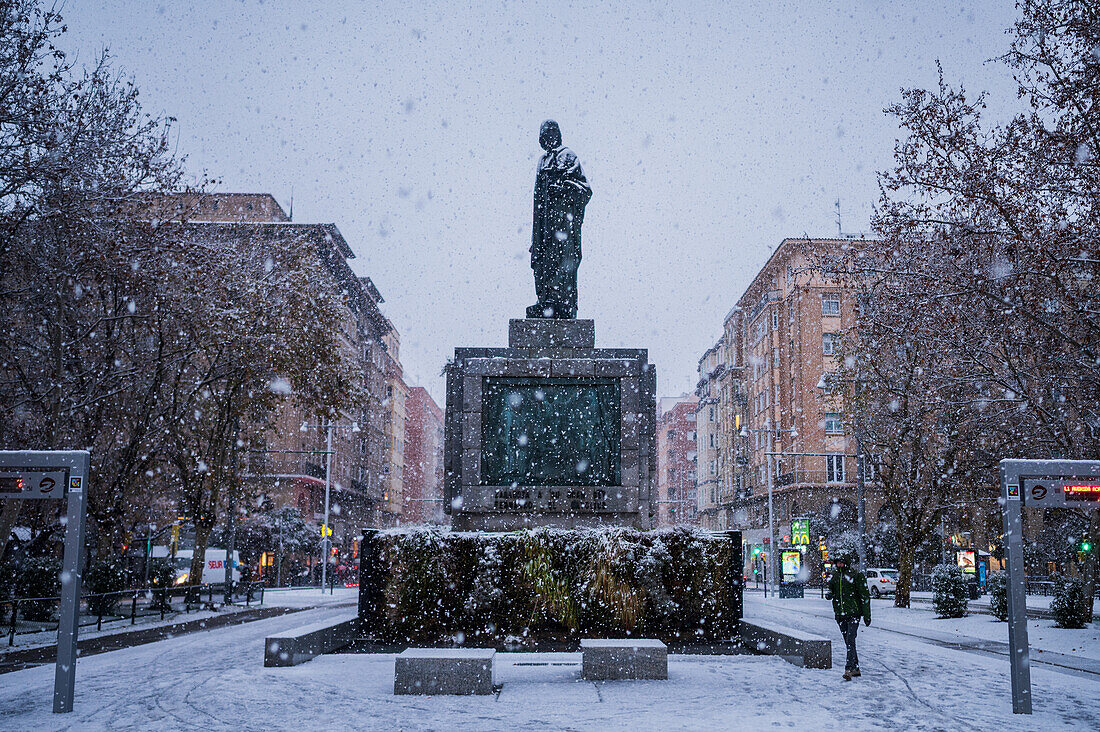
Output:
[358,526,742,648]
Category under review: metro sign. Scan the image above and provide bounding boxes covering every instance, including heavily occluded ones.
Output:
[0,469,68,499]
[1021,477,1100,507]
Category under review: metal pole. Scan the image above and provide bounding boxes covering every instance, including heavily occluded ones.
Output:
[54,451,89,714]
[1000,462,1032,714]
[276,523,283,588]
[143,529,152,589]
[854,428,867,570]
[321,421,333,593]
[224,420,238,605]
[766,421,776,595]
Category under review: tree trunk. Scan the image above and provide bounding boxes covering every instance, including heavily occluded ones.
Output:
[895,538,916,608]
[188,521,214,605]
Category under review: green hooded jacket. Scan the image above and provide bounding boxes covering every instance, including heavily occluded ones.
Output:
[827,565,871,622]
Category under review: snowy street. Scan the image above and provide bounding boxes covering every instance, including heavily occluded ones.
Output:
[1,590,1097,731]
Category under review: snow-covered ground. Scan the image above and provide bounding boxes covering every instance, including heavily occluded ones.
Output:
[0,587,355,654]
[262,586,358,609]
[0,594,1097,730]
[749,594,1100,661]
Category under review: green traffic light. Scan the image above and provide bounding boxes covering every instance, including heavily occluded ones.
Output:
[1083,541,1092,553]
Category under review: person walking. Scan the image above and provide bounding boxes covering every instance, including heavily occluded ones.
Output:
[825,552,871,681]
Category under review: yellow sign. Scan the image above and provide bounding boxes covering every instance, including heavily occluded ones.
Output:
[322,524,333,538]
[791,518,810,546]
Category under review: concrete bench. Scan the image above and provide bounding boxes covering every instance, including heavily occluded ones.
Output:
[264,615,358,667]
[580,639,668,680]
[740,620,831,669]
[394,648,497,695]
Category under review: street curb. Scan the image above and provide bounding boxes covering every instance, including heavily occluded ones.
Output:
[0,604,310,674]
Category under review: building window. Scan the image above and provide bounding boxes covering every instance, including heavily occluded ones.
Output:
[824,414,843,434]
[709,433,715,448]
[826,453,845,483]
[822,294,840,316]
[709,406,715,422]
[775,383,781,403]
[771,310,778,329]
[823,332,839,355]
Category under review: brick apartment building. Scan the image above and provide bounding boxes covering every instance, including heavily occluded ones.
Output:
[695,237,886,536]
[402,386,445,525]
[656,394,700,526]
[145,193,407,550]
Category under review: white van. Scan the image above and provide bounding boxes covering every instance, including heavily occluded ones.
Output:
[151,547,241,585]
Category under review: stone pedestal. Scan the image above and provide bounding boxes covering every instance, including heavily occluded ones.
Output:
[394,648,497,695]
[580,639,668,680]
[445,319,656,531]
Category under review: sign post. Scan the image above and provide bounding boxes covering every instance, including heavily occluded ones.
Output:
[999,459,1100,715]
[0,451,89,714]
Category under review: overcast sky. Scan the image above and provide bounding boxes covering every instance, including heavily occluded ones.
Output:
[63,1,1022,405]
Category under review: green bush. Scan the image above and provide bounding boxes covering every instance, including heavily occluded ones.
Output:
[15,556,62,622]
[988,573,1008,621]
[931,563,968,618]
[369,526,740,646]
[148,559,176,611]
[1050,574,1091,629]
[86,558,130,616]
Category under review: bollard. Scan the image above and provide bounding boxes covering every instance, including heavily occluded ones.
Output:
[97,600,103,632]
[131,594,137,625]
[723,530,744,632]
[358,528,382,638]
[259,585,264,605]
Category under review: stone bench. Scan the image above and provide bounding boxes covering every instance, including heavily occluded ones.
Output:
[394,648,497,695]
[740,619,831,669]
[264,615,358,667]
[580,639,668,680]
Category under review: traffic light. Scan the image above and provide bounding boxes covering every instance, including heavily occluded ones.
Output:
[752,546,761,558]
[1081,535,1093,553]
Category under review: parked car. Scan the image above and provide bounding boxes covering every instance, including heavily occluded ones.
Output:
[866,568,898,598]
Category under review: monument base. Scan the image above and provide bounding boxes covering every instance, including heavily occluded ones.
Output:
[444,319,656,532]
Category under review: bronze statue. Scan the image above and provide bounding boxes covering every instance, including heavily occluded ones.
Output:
[527,120,592,319]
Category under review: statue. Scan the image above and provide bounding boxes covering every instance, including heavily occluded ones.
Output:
[527,120,592,319]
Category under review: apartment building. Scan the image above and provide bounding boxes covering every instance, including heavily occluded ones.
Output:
[402,386,445,525]
[697,237,884,536]
[656,395,699,526]
[149,193,405,543]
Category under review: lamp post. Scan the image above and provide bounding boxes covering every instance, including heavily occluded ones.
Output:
[300,419,361,594]
[741,420,797,595]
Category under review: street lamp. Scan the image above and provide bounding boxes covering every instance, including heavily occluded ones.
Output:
[301,419,360,593]
[740,420,797,594]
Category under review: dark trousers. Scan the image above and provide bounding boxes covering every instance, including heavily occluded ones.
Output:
[837,616,860,670]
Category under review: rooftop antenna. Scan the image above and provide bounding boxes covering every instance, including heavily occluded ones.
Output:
[835,197,863,239]
[288,186,294,221]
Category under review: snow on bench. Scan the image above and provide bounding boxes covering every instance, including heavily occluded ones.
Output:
[264,615,358,667]
[394,648,498,695]
[580,639,668,680]
[740,619,831,669]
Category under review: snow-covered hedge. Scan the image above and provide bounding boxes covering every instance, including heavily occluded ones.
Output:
[86,558,131,616]
[1051,574,1091,629]
[363,527,740,645]
[988,573,1008,621]
[930,563,968,618]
